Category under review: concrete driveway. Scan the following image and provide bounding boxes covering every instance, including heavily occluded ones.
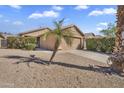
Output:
[35,49,109,64]
[66,50,109,64]
[0,49,109,64]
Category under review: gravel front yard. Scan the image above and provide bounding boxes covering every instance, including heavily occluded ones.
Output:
[0,49,124,88]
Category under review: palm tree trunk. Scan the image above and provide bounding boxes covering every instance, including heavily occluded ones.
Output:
[49,48,58,63]
[115,5,124,52]
[49,41,59,64]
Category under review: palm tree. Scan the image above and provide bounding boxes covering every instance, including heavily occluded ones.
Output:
[43,19,73,64]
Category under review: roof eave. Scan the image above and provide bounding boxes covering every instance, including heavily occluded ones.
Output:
[19,27,52,36]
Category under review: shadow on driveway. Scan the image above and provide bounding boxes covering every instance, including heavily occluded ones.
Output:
[1,55,120,76]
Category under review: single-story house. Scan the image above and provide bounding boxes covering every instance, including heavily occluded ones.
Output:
[19,25,85,50]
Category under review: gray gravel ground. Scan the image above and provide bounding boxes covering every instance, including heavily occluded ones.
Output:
[0,49,124,88]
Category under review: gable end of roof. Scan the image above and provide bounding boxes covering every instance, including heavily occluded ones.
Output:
[62,24,84,37]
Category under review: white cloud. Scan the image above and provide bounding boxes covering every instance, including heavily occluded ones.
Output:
[75,5,89,10]
[13,21,23,25]
[52,6,63,11]
[28,13,43,19]
[96,27,103,31]
[43,10,59,17]
[0,14,3,18]
[103,8,116,14]
[89,8,116,16]
[28,10,59,19]
[9,5,22,9]
[97,22,108,27]
[89,10,103,16]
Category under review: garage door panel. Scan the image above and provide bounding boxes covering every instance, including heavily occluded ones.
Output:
[61,37,81,50]
[71,38,81,49]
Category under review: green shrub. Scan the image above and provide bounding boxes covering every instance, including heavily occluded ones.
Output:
[7,37,17,48]
[86,38,97,51]
[24,43,36,50]
[86,37,115,53]
[7,36,36,50]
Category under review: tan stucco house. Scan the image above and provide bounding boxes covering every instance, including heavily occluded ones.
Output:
[19,25,84,50]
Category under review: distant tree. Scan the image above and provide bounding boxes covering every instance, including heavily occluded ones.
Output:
[100,23,116,37]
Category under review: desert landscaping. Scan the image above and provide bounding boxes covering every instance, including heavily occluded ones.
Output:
[0,49,124,88]
[1,5,124,88]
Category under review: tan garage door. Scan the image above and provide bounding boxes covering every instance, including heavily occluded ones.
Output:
[70,38,81,49]
[60,37,82,50]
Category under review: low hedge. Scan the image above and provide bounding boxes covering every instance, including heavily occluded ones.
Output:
[86,37,115,53]
[7,36,37,50]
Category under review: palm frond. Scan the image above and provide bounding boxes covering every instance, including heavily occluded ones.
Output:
[63,36,73,46]
[53,18,65,34]
[54,21,60,29]
[58,18,65,27]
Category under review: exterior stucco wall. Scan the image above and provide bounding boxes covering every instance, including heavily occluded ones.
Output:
[21,29,50,37]
[39,34,56,50]
[59,38,70,50]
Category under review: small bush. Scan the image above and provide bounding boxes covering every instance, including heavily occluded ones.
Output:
[86,37,115,53]
[7,37,17,48]
[86,38,97,51]
[24,43,36,50]
[7,36,36,50]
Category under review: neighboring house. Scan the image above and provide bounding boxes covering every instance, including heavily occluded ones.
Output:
[94,35,103,38]
[19,25,84,50]
[0,33,15,48]
[84,33,95,39]
[0,34,5,48]
[84,33,103,39]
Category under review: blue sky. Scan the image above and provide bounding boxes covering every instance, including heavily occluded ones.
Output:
[0,5,117,35]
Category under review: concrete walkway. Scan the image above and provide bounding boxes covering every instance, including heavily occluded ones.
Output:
[66,50,109,64]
